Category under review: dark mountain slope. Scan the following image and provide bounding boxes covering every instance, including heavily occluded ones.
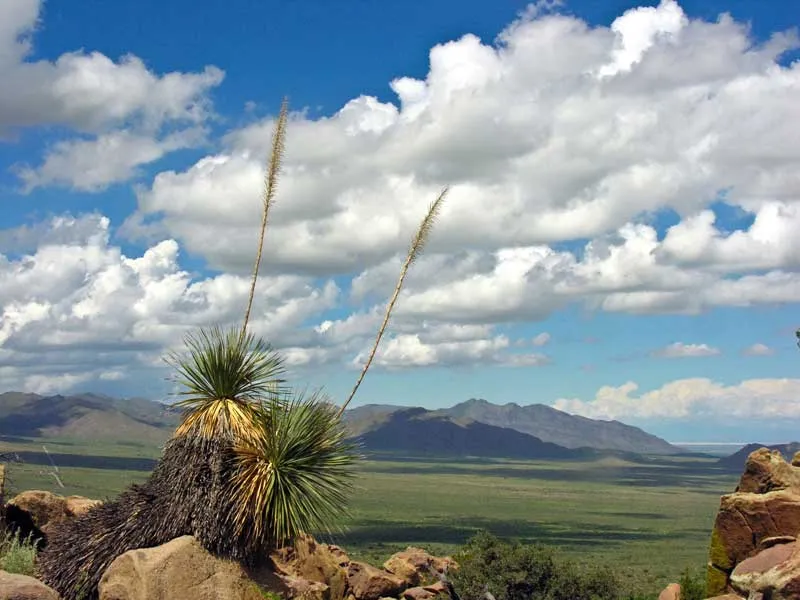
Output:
[440,398,680,455]
[353,407,583,459]
[717,442,800,471]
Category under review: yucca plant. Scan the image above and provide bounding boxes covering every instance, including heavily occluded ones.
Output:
[226,390,359,552]
[165,324,287,441]
[38,96,449,600]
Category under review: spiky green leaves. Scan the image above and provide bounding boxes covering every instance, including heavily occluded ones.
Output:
[228,390,359,548]
[165,325,286,440]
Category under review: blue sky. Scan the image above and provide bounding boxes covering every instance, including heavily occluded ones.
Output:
[1,0,799,443]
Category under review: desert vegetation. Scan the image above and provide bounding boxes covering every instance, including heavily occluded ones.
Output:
[0,530,37,577]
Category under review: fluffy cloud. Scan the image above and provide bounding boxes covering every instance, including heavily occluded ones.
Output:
[0,216,545,392]
[115,0,800,321]
[16,128,208,192]
[531,332,551,346]
[127,0,798,267]
[0,215,339,391]
[353,325,549,369]
[651,342,721,358]
[554,378,800,420]
[1,0,223,190]
[743,343,775,356]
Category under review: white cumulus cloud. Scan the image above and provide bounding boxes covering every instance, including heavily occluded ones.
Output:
[652,342,721,358]
[554,378,800,420]
[1,0,223,190]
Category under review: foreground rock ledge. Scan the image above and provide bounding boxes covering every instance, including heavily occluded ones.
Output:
[93,533,456,600]
[98,535,282,600]
[0,569,60,600]
[706,448,800,599]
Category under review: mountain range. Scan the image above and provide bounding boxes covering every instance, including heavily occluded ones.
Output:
[342,398,681,455]
[0,392,683,458]
[716,442,800,471]
[0,391,178,444]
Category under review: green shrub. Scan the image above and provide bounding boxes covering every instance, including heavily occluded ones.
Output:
[0,530,38,576]
[450,531,620,600]
[678,567,706,600]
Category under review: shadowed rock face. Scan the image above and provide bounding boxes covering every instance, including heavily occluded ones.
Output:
[4,490,101,548]
[4,503,46,549]
[706,448,800,599]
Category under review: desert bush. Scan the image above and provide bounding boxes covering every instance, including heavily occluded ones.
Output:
[450,531,620,600]
[678,567,706,600]
[0,529,37,576]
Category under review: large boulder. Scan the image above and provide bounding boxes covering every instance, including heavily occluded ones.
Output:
[7,491,100,537]
[383,547,457,587]
[98,535,281,600]
[0,570,61,600]
[346,562,405,600]
[737,448,800,494]
[727,541,800,599]
[706,449,800,596]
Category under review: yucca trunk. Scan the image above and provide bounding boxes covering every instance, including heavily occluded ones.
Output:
[37,436,256,600]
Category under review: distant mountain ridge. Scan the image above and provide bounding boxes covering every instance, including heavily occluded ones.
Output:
[717,442,800,471]
[0,392,681,458]
[0,391,179,443]
[353,407,582,459]
[344,398,682,455]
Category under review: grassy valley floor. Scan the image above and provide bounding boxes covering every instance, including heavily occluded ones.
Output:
[1,437,737,597]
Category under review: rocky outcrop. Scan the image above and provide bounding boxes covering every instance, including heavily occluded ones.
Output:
[271,534,350,600]
[98,535,282,600]
[0,570,61,600]
[270,534,457,600]
[7,491,100,538]
[383,547,456,587]
[347,562,406,600]
[706,448,800,598]
[736,448,800,494]
[95,533,457,600]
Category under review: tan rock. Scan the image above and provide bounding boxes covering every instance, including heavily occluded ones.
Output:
[737,449,800,494]
[98,535,281,600]
[279,574,330,600]
[703,595,746,600]
[421,581,447,595]
[657,582,680,600]
[64,496,100,517]
[347,562,405,600]
[0,570,60,600]
[7,491,99,536]
[271,534,350,600]
[401,588,436,600]
[383,548,457,587]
